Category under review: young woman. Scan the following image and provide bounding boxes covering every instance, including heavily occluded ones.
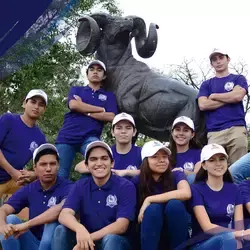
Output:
[169,116,202,184]
[190,143,250,250]
[132,140,191,250]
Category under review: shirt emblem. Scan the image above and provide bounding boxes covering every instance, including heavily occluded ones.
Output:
[126,165,138,170]
[224,82,234,91]
[98,94,107,101]
[47,196,57,207]
[183,162,194,171]
[226,204,235,229]
[106,194,117,208]
[29,141,38,152]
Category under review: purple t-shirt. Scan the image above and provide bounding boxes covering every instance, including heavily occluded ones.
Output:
[63,174,136,233]
[0,113,46,183]
[56,85,118,144]
[239,179,250,205]
[131,170,187,195]
[173,148,201,172]
[6,177,72,240]
[191,182,242,237]
[111,145,142,171]
[197,74,248,132]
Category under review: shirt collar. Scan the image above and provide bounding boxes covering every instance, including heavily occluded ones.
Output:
[37,176,61,193]
[90,174,113,191]
[86,85,105,93]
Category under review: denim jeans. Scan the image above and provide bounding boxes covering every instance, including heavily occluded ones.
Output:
[0,215,59,250]
[140,199,189,250]
[56,136,99,179]
[191,232,237,250]
[187,173,196,184]
[229,152,250,184]
[52,225,132,250]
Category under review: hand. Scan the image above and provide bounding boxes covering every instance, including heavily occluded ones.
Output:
[12,222,29,239]
[172,167,183,172]
[76,227,95,250]
[0,224,15,240]
[11,170,22,183]
[243,228,250,241]
[111,169,128,177]
[74,95,82,102]
[209,93,217,100]
[17,170,36,185]
[138,198,151,223]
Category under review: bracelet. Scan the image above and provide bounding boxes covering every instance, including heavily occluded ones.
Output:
[87,113,91,116]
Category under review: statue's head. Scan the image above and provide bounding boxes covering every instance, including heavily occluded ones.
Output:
[76,13,159,59]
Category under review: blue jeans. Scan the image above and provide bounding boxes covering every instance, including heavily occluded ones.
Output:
[52,225,132,250]
[187,173,196,184]
[0,215,59,250]
[56,136,99,179]
[191,232,237,250]
[140,199,189,250]
[229,152,250,184]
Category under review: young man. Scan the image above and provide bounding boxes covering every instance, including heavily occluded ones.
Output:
[0,143,72,250]
[198,49,248,165]
[0,89,47,197]
[56,60,118,179]
[53,141,136,250]
[75,112,141,178]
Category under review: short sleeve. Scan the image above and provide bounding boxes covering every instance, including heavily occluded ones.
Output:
[6,186,29,214]
[104,92,118,114]
[0,113,13,146]
[235,75,248,93]
[173,170,187,186]
[61,181,74,200]
[67,87,80,106]
[197,80,210,98]
[191,185,204,207]
[116,182,136,221]
[63,181,81,213]
[239,180,250,205]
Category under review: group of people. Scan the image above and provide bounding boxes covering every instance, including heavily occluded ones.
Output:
[0,48,250,250]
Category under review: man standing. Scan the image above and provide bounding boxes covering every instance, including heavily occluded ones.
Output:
[0,89,47,197]
[56,60,118,179]
[0,143,72,250]
[54,141,136,250]
[198,49,248,165]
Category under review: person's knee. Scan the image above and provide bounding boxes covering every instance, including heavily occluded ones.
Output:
[165,199,184,213]
[217,232,235,245]
[53,224,68,239]
[102,234,118,244]
[144,203,162,215]
[6,214,21,224]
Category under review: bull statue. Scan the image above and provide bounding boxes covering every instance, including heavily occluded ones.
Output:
[76,12,205,141]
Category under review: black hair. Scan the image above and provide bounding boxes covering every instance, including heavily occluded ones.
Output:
[34,149,59,165]
[85,146,114,165]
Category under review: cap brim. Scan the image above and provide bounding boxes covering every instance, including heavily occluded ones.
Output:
[202,150,228,162]
[26,94,47,105]
[85,141,113,158]
[149,146,171,157]
[33,144,58,162]
[112,118,135,127]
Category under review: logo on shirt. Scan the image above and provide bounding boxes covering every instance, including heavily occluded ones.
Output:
[224,82,234,92]
[183,162,194,171]
[98,94,107,101]
[226,204,235,229]
[106,195,117,208]
[29,141,38,152]
[47,196,57,207]
[126,165,138,170]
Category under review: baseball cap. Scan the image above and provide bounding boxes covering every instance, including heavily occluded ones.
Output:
[141,141,171,161]
[200,144,228,162]
[87,60,106,72]
[84,141,113,159]
[172,116,195,131]
[209,48,228,60]
[112,112,135,127]
[33,143,59,163]
[25,89,48,105]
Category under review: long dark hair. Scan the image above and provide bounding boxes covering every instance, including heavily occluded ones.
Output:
[138,158,175,206]
[194,164,234,183]
[169,127,202,167]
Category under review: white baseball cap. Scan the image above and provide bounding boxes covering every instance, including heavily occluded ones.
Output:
[87,60,106,72]
[33,143,59,163]
[141,140,171,161]
[172,116,195,131]
[112,112,135,127]
[209,48,229,60]
[25,89,48,105]
[200,143,228,162]
[85,141,113,159]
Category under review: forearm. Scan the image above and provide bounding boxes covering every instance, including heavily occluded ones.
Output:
[210,92,243,103]
[69,100,104,114]
[199,99,225,111]
[59,211,84,233]
[91,220,128,241]
[89,112,115,122]
[74,162,90,174]
[124,169,140,177]
[0,151,17,176]
[27,203,64,228]
[147,189,191,203]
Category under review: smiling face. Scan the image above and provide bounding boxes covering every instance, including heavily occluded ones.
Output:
[23,96,46,120]
[172,123,194,147]
[202,153,228,178]
[86,147,114,179]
